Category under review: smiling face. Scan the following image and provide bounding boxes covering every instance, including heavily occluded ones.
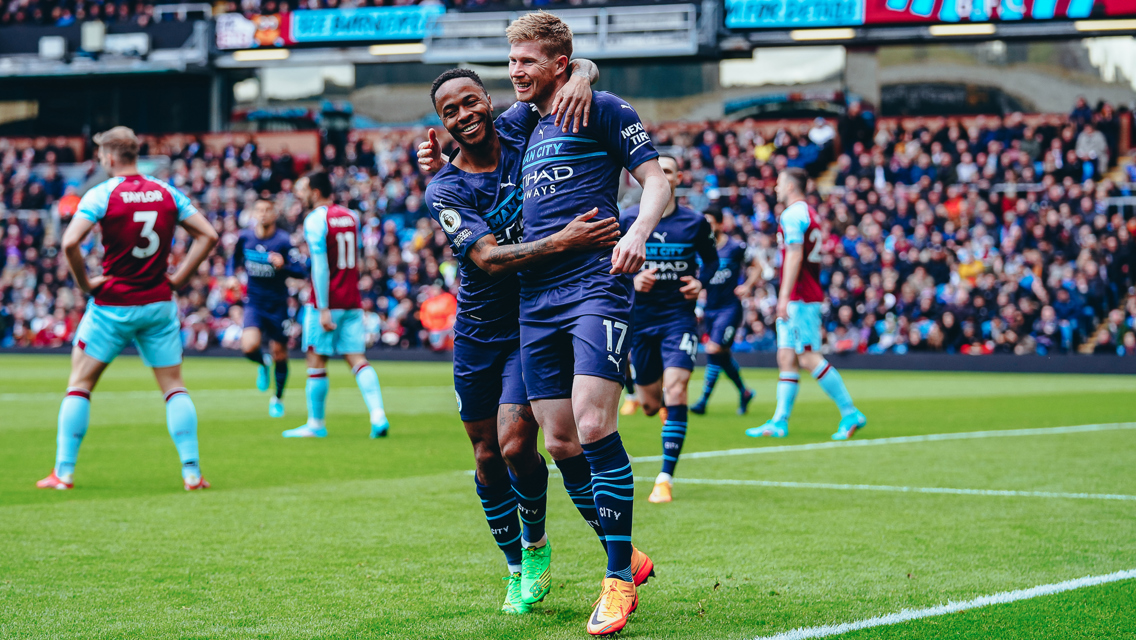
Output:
[508,40,565,107]
[434,77,494,148]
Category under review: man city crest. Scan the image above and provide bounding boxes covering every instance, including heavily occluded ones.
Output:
[439,208,461,234]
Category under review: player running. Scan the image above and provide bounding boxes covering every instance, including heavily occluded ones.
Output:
[691,208,755,415]
[621,155,719,505]
[748,168,867,440]
[506,13,670,635]
[36,126,219,491]
[230,198,306,418]
[422,65,619,615]
[283,170,389,439]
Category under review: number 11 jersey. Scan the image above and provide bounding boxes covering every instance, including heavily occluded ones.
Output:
[777,200,825,303]
[304,204,362,310]
[74,174,199,306]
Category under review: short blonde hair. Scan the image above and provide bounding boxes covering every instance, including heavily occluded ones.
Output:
[506,11,573,62]
[93,126,140,164]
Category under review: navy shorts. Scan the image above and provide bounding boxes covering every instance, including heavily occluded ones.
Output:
[244,302,288,345]
[630,316,699,385]
[453,317,529,423]
[519,274,633,401]
[704,304,743,348]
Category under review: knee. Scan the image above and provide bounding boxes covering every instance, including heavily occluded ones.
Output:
[704,342,721,355]
[664,382,688,405]
[499,435,535,466]
[640,398,662,416]
[574,408,613,441]
[472,441,503,471]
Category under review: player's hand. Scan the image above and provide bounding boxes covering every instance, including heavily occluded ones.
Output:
[679,275,702,300]
[555,208,619,251]
[551,74,592,133]
[734,284,750,299]
[633,268,657,293]
[85,274,109,294]
[610,230,647,275]
[417,129,444,174]
[320,308,337,332]
[268,252,284,269]
[776,299,790,321]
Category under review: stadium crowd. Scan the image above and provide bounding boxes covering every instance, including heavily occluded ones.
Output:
[3,97,1136,356]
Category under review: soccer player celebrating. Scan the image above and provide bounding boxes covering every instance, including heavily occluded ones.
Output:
[283,170,389,439]
[748,168,867,440]
[691,208,755,415]
[421,65,617,614]
[620,155,719,504]
[230,198,306,418]
[506,13,670,635]
[36,126,219,491]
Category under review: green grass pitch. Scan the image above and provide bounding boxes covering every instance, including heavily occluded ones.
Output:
[1,354,1135,639]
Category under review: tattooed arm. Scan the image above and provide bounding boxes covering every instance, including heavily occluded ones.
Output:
[468,208,619,277]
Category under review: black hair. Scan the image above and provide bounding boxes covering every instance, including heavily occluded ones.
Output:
[705,206,724,224]
[782,167,808,195]
[303,169,332,199]
[430,68,486,108]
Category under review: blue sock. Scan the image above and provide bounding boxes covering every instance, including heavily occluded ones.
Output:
[475,478,523,572]
[306,368,328,425]
[54,388,91,477]
[509,460,548,545]
[660,405,688,477]
[165,389,200,479]
[274,359,288,399]
[812,360,857,417]
[581,432,635,582]
[722,355,747,392]
[352,363,386,419]
[773,371,799,422]
[554,454,606,550]
[701,355,723,401]
[244,347,265,366]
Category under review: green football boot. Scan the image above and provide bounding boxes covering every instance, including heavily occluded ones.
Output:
[520,540,552,604]
[501,572,532,614]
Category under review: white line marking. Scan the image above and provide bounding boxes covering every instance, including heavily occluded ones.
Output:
[0,386,454,403]
[749,568,1136,640]
[631,422,1136,463]
[633,476,1136,502]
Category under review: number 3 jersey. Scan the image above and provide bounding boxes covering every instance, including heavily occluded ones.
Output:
[303,204,362,310]
[778,200,825,303]
[423,102,540,327]
[75,174,199,306]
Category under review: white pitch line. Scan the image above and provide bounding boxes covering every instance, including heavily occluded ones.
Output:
[750,568,1136,640]
[632,476,1136,502]
[631,422,1136,463]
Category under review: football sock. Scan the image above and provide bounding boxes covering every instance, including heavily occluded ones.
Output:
[581,432,635,581]
[701,353,723,401]
[475,477,523,572]
[306,368,328,426]
[722,355,747,393]
[660,404,688,477]
[54,388,91,477]
[509,460,549,546]
[554,454,606,549]
[352,363,386,421]
[274,359,288,399]
[773,371,799,422]
[164,388,200,479]
[812,359,857,417]
[243,347,266,366]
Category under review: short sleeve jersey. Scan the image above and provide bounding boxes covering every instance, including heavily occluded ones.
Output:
[520,91,659,291]
[75,174,199,306]
[424,102,540,326]
[304,204,362,310]
[231,227,305,310]
[705,236,747,310]
[778,200,825,303]
[620,204,718,324]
